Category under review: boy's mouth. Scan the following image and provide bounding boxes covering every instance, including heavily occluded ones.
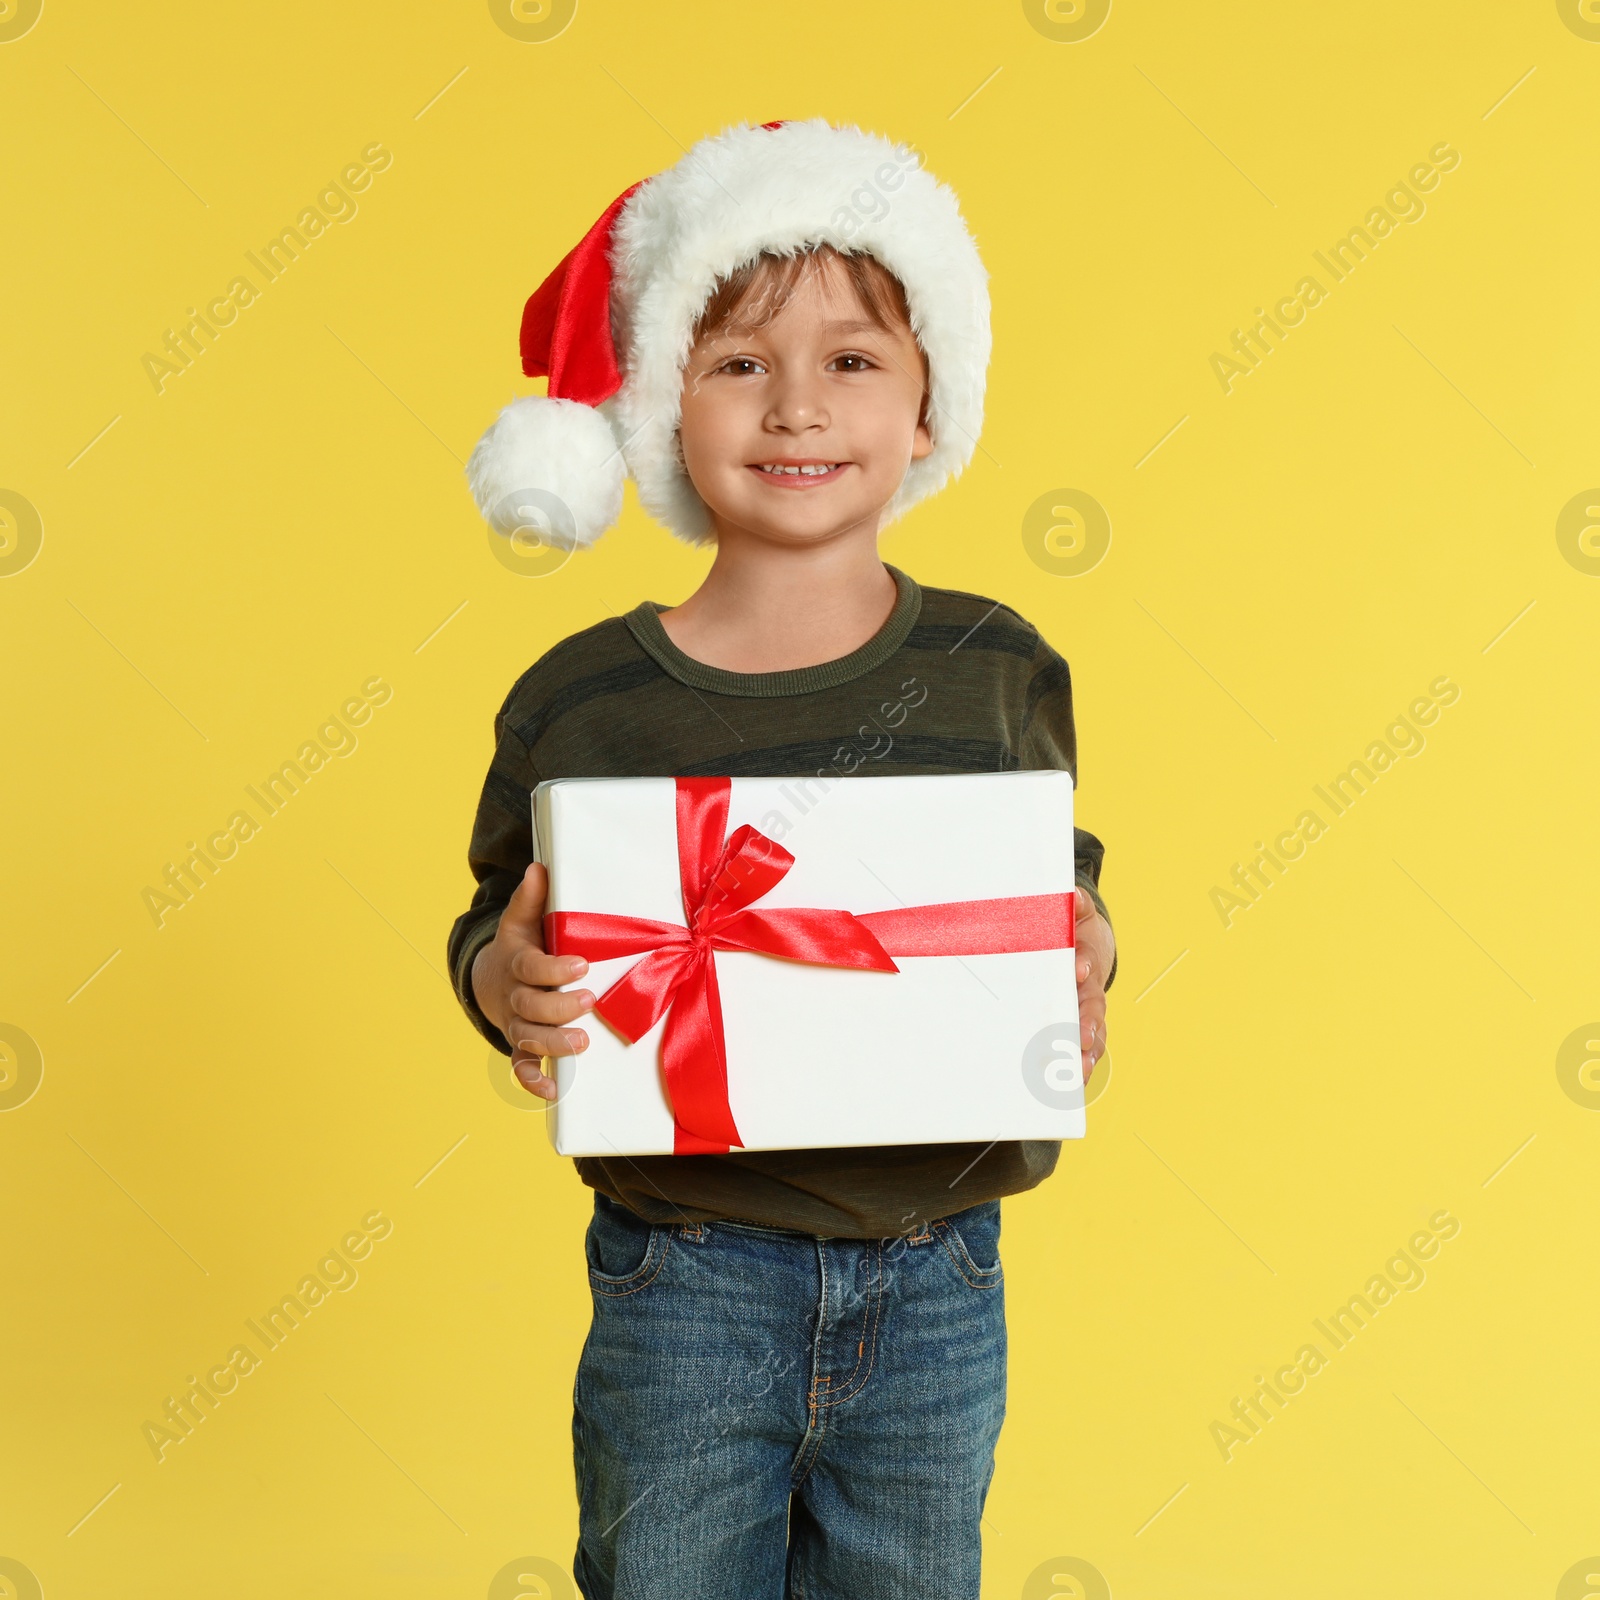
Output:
[748,459,849,486]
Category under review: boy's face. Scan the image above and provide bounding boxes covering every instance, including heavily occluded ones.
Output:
[676,254,933,549]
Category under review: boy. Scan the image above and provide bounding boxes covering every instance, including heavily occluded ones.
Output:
[448,119,1116,1600]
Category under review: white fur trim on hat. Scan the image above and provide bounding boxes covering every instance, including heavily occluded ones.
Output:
[468,119,991,549]
[466,395,625,550]
[611,118,991,546]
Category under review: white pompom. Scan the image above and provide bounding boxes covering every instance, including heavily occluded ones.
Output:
[465,395,626,549]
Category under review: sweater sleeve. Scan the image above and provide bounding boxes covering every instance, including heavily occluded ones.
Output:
[445,705,542,1056]
[1016,630,1118,990]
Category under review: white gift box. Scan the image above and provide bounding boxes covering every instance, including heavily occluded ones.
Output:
[532,770,1085,1157]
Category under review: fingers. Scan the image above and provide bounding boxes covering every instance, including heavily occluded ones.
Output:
[1075,897,1109,1080]
[500,861,550,943]
[493,872,593,1102]
[508,968,593,1099]
[1074,887,1115,992]
[512,946,588,988]
[505,1005,592,1062]
[513,1050,559,1102]
[510,978,594,1026]
[1079,992,1107,1081]
[505,979,592,1103]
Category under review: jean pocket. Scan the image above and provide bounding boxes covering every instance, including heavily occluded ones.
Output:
[585,1195,670,1296]
[934,1201,1003,1290]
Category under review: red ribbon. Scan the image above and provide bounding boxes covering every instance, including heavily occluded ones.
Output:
[545,777,1076,1155]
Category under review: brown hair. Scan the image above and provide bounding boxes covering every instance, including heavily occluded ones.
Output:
[689,243,930,428]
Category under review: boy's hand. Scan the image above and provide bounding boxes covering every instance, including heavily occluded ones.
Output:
[1075,887,1114,1083]
[471,863,594,1101]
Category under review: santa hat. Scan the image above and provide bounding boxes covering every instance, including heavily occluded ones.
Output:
[466,117,991,549]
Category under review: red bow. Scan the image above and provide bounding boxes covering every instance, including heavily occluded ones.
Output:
[545,777,1075,1155]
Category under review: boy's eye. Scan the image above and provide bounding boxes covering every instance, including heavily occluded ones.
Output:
[718,357,765,376]
[831,353,875,372]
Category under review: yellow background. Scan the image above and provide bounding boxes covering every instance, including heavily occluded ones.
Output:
[3,1,1597,1595]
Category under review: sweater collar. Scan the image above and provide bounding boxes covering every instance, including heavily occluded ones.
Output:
[623,564,922,698]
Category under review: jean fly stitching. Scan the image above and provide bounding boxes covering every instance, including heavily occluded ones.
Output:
[816,1241,883,1409]
[790,1240,833,1487]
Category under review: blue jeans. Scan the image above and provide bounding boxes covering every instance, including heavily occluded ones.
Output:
[571,1191,1007,1599]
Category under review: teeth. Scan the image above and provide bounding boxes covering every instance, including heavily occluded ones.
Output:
[758,463,839,475]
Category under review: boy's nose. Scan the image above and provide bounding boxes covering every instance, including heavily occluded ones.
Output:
[764,372,829,431]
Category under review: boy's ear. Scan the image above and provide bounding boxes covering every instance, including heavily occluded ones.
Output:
[910,418,934,461]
